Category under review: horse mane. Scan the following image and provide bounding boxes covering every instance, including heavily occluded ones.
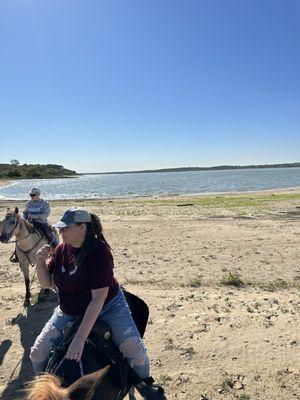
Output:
[4,208,34,233]
[22,217,35,233]
[25,366,112,400]
[25,374,66,400]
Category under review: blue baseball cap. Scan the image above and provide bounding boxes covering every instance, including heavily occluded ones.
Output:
[53,207,91,228]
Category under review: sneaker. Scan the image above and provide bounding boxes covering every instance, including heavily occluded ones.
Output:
[135,379,166,400]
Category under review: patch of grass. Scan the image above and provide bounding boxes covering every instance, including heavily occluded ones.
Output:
[221,377,234,391]
[253,301,262,309]
[255,278,290,292]
[211,303,219,313]
[200,395,211,400]
[118,193,300,208]
[288,277,300,291]
[164,337,176,351]
[180,346,196,356]
[189,276,202,287]
[220,273,244,288]
[224,297,233,306]
[125,278,161,286]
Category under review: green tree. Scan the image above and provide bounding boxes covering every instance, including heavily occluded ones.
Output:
[10,159,20,166]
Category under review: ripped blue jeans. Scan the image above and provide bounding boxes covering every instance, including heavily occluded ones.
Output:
[30,289,150,379]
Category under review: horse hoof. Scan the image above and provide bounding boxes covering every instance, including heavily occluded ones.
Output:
[23,299,30,308]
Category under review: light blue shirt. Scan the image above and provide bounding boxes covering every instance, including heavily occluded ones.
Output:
[23,198,50,223]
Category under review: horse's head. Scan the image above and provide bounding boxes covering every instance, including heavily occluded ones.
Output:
[26,366,112,400]
[0,207,22,243]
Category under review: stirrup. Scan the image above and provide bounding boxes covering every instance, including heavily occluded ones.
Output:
[10,251,19,263]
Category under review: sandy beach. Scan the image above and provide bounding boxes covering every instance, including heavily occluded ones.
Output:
[0,192,300,399]
[0,180,10,188]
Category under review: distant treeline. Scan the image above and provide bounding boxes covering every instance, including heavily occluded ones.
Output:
[0,162,77,179]
[84,162,300,175]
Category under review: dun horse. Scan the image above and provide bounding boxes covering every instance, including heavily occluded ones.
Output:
[0,207,54,306]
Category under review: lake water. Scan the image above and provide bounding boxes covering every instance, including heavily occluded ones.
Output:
[1,168,300,200]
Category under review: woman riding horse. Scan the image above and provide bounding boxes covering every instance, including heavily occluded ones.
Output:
[31,207,166,400]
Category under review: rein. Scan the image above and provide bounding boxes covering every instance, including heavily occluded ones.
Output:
[5,219,20,243]
[7,230,31,244]
[16,229,45,264]
[7,220,46,266]
[16,228,46,287]
[6,217,33,244]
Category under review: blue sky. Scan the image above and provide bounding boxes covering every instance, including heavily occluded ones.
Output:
[0,0,299,173]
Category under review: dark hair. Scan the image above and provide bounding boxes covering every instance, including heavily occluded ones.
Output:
[74,213,111,269]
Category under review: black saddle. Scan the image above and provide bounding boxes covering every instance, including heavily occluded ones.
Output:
[45,289,149,397]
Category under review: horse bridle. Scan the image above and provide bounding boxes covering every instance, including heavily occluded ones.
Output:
[6,216,44,260]
[4,215,22,243]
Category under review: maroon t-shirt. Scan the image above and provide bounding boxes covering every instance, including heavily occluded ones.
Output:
[47,241,119,316]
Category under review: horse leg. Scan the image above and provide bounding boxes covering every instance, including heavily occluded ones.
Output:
[19,259,31,307]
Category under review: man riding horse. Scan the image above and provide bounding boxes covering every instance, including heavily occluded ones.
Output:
[0,207,56,305]
[10,187,58,262]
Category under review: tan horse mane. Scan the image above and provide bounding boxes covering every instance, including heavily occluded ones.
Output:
[11,210,35,233]
[25,374,66,400]
[25,366,112,400]
[21,217,35,233]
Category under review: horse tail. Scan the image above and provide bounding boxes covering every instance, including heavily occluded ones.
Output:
[25,373,66,400]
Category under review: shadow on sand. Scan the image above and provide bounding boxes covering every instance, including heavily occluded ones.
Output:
[0,291,58,400]
[0,340,12,366]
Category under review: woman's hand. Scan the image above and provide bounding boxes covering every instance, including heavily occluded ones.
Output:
[36,244,50,262]
[65,334,86,362]
[65,288,108,363]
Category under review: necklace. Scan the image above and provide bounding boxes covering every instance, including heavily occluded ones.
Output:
[69,257,79,275]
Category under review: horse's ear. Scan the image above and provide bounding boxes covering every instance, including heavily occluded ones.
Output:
[67,366,110,400]
[15,207,19,214]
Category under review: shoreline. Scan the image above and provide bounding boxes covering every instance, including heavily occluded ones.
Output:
[0,185,300,204]
[1,178,300,202]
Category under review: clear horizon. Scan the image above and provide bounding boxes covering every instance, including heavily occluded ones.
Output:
[78,162,300,175]
[0,0,299,172]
